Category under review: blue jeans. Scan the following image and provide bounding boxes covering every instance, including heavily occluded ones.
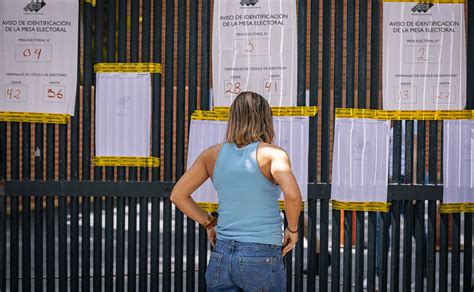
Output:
[206,240,286,291]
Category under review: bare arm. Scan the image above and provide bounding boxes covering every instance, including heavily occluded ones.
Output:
[270,150,302,232]
[170,150,212,225]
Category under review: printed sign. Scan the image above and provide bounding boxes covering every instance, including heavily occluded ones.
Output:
[95,73,152,157]
[382,0,466,110]
[443,120,474,204]
[0,0,79,115]
[187,117,309,203]
[331,118,390,203]
[212,0,297,107]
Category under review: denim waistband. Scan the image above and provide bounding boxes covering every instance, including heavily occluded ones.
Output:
[215,239,281,251]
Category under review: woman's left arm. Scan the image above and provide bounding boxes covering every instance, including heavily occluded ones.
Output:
[170,151,212,225]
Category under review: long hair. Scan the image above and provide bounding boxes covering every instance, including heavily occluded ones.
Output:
[225,91,274,147]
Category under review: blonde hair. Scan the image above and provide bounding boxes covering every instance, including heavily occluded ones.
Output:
[225,91,274,147]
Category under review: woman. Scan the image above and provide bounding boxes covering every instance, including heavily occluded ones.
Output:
[170,91,302,291]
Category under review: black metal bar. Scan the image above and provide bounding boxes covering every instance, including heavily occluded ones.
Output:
[358,0,368,108]
[186,0,198,289]
[370,0,380,109]
[0,122,4,181]
[415,119,426,292]
[346,0,355,108]
[175,0,187,289]
[200,0,211,110]
[0,194,5,292]
[463,213,472,291]
[294,213,304,291]
[163,197,172,292]
[334,0,343,110]
[118,0,127,62]
[451,213,460,292]
[198,226,207,292]
[46,123,55,291]
[104,195,114,292]
[320,0,331,183]
[82,196,91,292]
[150,197,161,292]
[127,197,137,292]
[93,197,103,292]
[70,195,79,292]
[402,201,413,292]
[331,209,341,292]
[34,123,44,292]
[307,199,318,291]
[22,122,31,292]
[367,212,376,292]
[343,211,353,292]
[379,212,389,292]
[319,200,329,291]
[152,0,162,183]
[439,213,448,292]
[297,0,307,106]
[355,211,364,292]
[467,0,474,109]
[58,122,68,291]
[390,202,400,292]
[116,197,125,292]
[308,0,319,182]
[427,122,437,292]
[10,121,19,292]
[284,218,292,292]
[139,197,148,292]
[106,0,116,62]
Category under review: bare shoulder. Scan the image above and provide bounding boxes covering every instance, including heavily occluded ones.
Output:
[198,143,222,162]
[258,142,289,160]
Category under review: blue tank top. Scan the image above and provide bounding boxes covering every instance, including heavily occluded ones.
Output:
[212,141,283,246]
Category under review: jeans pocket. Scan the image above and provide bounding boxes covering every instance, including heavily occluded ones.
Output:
[238,256,276,291]
[205,251,224,288]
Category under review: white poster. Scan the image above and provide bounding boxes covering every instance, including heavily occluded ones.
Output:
[331,118,390,203]
[212,0,297,107]
[443,120,474,204]
[95,73,151,157]
[383,0,465,110]
[0,0,79,115]
[187,117,309,203]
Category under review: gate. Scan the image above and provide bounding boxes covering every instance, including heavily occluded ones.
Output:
[1,0,473,291]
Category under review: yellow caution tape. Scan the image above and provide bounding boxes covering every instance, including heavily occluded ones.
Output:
[439,203,474,213]
[0,112,70,124]
[332,200,391,213]
[383,0,463,3]
[94,63,162,73]
[191,110,229,121]
[197,201,304,213]
[214,106,318,117]
[84,0,96,6]
[336,108,473,120]
[93,156,160,167]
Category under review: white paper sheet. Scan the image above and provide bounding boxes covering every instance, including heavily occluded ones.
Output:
[331,118,390,203]
[212,0,297,107]
[382,1,466,110]
[95,73,151,157]
[187,117,309,202]
[0,0,79,115]
[443,120,474,203]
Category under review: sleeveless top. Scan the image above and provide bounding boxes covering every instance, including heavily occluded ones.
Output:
[212,141,283,246]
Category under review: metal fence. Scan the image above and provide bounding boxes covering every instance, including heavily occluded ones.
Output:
[1,0,473,291]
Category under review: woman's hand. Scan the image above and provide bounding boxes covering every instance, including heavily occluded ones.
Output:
[282,228,298,256]
[207,227,217,247]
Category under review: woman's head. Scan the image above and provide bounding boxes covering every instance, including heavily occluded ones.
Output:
[225,91,274,146]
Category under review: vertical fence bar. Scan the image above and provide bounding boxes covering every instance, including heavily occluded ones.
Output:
[331,210,341,292]
[307,0,320,289]
[320,0,331,288]
[358,0,367,109]
[427,121,438,292]
[139,2,151,291]
[354,211,364,292]
[343,211,353,292]
[294,0,307,288]
[199,1,211,291]
[0,190,5,292]
[174,0,187,290]
[463,213,472,291]
[284,219,292,292]
[21,121,31,292]
[402,121,414,292]
[34,124,44,292]
[58,121,68,292]
[46,123,55,292]
[186,0,198,290]
[70,7,81,291]
[451,213,460,292]
[104,1,116,285]
[415,120,426,292]
[10,122,19,292]
[163,0,175,290]
[150,0,162,290]
[93,0,104,290]
[82,1,94,291]
[439,213,448,291]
